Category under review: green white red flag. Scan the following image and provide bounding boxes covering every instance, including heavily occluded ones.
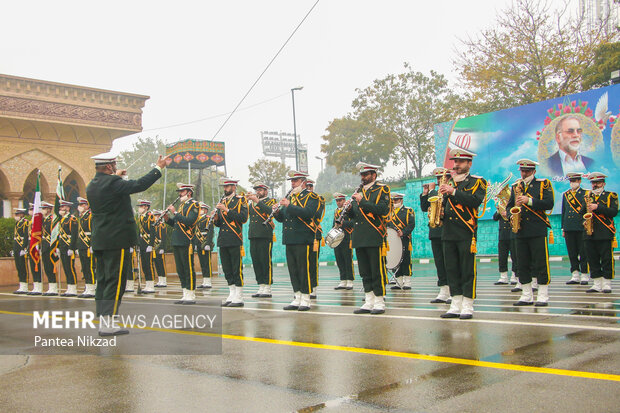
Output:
[28,171,42,270]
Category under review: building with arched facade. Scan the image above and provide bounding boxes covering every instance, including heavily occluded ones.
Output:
[0,74,148,216]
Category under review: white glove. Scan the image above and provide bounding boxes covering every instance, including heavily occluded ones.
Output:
[130,247,134,253]
[204,245,211,251]
[146,246,153,253]
[54,248,60,256]
[19,250,27,257]
[67,249,74,257]
[89,247,93,254]
[10,250,14,257]
[158,249,164,255]
[75,250,80,257]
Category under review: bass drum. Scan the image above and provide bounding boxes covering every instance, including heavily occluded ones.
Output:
[385,227,403,272]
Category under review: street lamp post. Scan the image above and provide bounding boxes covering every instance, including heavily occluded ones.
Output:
[315,156,324,172]
[291,86,303,170]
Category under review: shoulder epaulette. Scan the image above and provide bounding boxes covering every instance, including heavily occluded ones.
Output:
[471,175,482,179]
[611,192,618,199]
[308,192,320,200]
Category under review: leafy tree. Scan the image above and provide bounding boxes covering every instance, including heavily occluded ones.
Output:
[454,0,619,113]
[247,158,289,197]
[582,42,620,90]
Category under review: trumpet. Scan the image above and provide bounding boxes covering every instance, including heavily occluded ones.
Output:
[428,170,448,228]
[510,179,523,233]
[155,196,181,225]
[583,191,594,236]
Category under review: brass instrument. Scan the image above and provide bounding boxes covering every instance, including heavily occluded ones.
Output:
[510,179,523,233]
[490,173,513,221]
[583,190,594,236]
[428,170,448,228]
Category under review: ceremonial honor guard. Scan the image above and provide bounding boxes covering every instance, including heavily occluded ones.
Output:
[195,203,215,289]
[274,171,320,311]
[214,178,249,307]
[421,168,451,304]
[439,149,487,319]
[152,210,169,287]
[137,199,156,293]
[493,204,518,286]
[12,208,30,294]
[306,179,325,299]
[40,201,59,296]
[388,193,415,290]
[58,200,79,297]
[583,173,618,293]
[332,193,354,290]
[247,183,276,298]
[507,159,555,306]
[164,183,199,304]
[87,152,167,336]
[26,204,43,295]
[347,163,391,315]
[562,173,590,285]
[75,197,96,298]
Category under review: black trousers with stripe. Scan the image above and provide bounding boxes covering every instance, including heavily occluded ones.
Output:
[140,250,154,281]
[443,239,477,299]
[250,238,272,285]
[59,247,77,285]
[565,231,588,273]
[41,248,57,283]
[309,243,320,289]
[516,236,550,285]
[356,246,387,297]
[79,249,96,284]
[220,246,243,287]
[334,244,354,281]
[431,239,448,287]
[173,245,196,290]
[285,244,312,294]
[585,239,614,279]
[94,249,130,316]
[13,250,28,283]
[395,238,412,277]
[197,249,212,279]
[498,239,518,273]
[29,255,41,283]
[154,252,166,278]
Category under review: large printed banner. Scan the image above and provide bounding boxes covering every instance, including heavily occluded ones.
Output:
[434,84,620,217]
[165,139,225,169]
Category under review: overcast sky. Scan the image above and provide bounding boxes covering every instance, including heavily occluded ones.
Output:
[2,0,519,189]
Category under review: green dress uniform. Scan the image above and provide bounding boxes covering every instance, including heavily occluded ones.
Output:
[441,174,487,300]
[194,213,215,286]
[332,207,354,282]
[561,188,589,279]
[58,214,78,287]
[41,214,59,284]
[583,190,618,285]
[74,209,95,286]
[493,210,518,279]
[13,216,29,285]
[387,204,415,281]
[166,198,200,291]
[248,196,276,288]
[275,188,320,295]
[420,189,448,290]
[138,211,156,282]
[309,195,326,293]
[153,220,168,281]
[506,177,554,286]
[87,167,162,317]
[347,183,391,297]
[214,195,249,287]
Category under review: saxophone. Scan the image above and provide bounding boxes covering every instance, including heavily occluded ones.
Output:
[510,179,523,233]
[428,170,448,228]
[583,190,594,236]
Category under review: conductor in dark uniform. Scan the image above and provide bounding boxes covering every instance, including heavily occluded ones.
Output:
[12,208,30,294]
[561,173,589,285]
[507,159,555,307]
[388,192,415,290]
[274,171,320,311]
[75,197,96,298]
[247,183,276,298]
[195,202,215,289]
[332,193,354,290]
[87,152,169,336]
[439,149,487,320]
[347,163,392,315]
[583,173,618,294]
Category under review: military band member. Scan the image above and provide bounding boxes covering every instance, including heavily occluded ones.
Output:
[274,171,320,311]
[348,163,391,315]
[164,183,200,305]
[507,159,555,307]
[247,183,276,298]
[214,178,249,307]
[137,199,156,293]
[12,208,30,294]
[583,173,618,293]
[421,168,451,304]
[195,203,215,289]
[26,203,43,295]
[87,152,168,336]
[388,193,415,290]
[306,179,325,299]
[562,173,590,285]
[152,210,169,287]
[75,197,96,298]
[332,193,354,290]
[493,204,518,286]
[40,201,59,296]
[58,200,79,297]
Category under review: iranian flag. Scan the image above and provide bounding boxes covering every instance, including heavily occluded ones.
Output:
[29,171,43,270]
[50,166,64,244]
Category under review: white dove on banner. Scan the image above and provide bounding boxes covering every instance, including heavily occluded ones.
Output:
[595,92,612,131]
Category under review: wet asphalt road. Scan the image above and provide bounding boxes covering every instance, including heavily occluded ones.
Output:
[0,260,618,412]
